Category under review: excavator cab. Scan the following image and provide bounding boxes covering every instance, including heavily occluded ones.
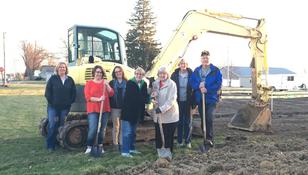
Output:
[68,25,126,66]
[67,25,135,113]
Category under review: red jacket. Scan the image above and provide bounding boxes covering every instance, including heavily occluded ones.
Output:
[84,80,114,113]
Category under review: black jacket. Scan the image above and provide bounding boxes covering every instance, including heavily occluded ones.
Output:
[121,79,148,123]
[171,68,194,112]
[45,75,76,110]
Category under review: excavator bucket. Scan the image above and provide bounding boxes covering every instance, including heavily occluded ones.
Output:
[228,103,272,132]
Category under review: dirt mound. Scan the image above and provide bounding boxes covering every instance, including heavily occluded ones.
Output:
[116,113,308,174]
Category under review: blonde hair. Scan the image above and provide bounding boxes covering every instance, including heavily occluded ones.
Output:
[135,67,145,75]
[55,62,68,75]
[178,58,188,67]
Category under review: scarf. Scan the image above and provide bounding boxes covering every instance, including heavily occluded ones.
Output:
[114,79,126,99]
[131,77,145,90]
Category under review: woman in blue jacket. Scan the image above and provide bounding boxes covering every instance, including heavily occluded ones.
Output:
[189,50,222,147]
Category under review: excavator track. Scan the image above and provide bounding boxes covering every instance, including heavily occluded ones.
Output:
[40,114,156,150]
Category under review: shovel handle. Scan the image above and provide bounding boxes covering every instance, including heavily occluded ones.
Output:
[158,114,166,148]
[94,82,106,145]
[202,93,206,142]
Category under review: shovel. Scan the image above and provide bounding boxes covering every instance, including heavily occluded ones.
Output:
[90,85,106,158]
[198,93,211,153]
[157,113,172,160]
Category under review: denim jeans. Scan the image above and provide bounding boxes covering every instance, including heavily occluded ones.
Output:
[46,105,69,149]
[177,101,192,144]
[121,120,137,154]
[198,102,216,141]
[86,112,110,146]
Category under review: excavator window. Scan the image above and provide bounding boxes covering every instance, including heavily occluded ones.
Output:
[68,26,122,64]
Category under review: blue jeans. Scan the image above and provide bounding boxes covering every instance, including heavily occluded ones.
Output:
[177,101,192,144]
[86,112,110,146]
[121,120,137,154]
[46,105,69,149]
[198,102,216,141]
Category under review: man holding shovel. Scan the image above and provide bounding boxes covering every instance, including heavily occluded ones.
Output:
[189,50,222,152]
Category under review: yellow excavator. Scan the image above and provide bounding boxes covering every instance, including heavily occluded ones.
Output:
[40,9,271,150]
[147,9,271,132]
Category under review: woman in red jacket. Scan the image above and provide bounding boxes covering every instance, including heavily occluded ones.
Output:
[84,65,114,154]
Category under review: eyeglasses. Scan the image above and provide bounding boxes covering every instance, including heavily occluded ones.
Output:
[95,71,102,74]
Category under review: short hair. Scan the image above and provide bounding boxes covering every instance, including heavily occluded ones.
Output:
[55,62,68,75]
[157,66,169,78]
[112,66,127,81]
[201,50,210,56]
[92,65,106,78]
[135,67,145,75]
[178,58,188,67]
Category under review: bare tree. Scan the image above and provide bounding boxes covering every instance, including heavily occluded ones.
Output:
[21,41,49,80]
[60,38,69,61]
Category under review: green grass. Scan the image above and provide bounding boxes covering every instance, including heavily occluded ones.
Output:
[0,83,214,175]
[0,91,159,175]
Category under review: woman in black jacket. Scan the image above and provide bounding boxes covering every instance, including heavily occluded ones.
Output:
[171,59,194,148]
[44,62,76,151]
[120,67,149,157]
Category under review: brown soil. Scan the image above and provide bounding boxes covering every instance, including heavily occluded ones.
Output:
[118,98,308,175]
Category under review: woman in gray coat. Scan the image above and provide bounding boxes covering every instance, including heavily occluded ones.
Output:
[152,66,179,156]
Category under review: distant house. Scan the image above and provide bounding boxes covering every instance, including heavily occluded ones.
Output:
[221,66,298,90]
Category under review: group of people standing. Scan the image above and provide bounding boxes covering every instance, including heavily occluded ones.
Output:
[44,50,222,159]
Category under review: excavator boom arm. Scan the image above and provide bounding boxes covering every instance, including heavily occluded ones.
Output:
[147,10,262,77]
[147,9,270,132]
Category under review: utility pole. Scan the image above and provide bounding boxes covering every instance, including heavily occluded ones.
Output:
[2,32,6,86]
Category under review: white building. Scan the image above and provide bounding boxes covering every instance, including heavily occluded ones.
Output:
[221,66,301,90]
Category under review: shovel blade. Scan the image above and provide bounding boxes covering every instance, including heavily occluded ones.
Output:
[90,146,102,158]
[157,148,172,160]
[198,144,210,153]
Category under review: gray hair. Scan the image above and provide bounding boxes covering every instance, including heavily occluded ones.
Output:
[135,67,145,75]
[157,66,169,78]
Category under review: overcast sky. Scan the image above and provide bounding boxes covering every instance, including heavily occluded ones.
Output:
[0,0,307,74]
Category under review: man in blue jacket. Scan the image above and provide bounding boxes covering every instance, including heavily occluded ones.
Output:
[189,50,222,147]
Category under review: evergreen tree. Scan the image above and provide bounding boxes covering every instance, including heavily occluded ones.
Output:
[125,0,161,70]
